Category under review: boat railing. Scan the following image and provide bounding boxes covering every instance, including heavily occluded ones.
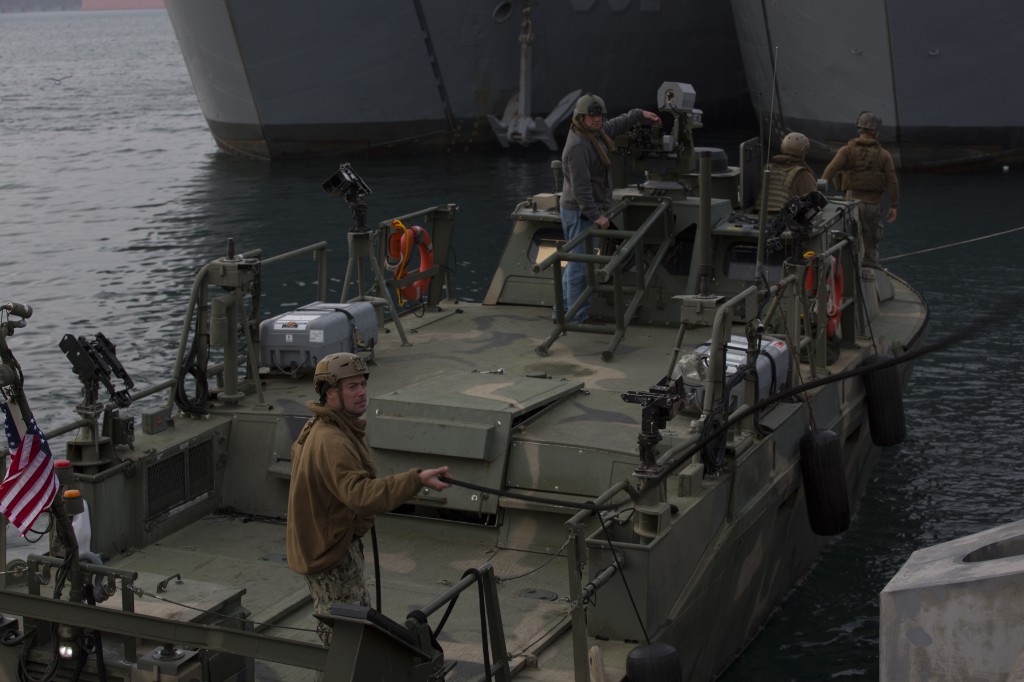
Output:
[554,232,863,670]
[25,553,143,662]
[406,562,513,681]
[533,195,674,360]
[45,203,458,454]
[563,481,638,682]
[374,203,459,313]
[164,240,330,417]
[697,229,855,416]
[5,553,512,679]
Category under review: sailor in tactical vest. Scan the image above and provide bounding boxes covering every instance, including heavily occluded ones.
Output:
[761,131,818,213]
[821,112,900,267]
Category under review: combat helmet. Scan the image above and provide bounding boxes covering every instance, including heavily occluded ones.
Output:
[314,352,369,396]
[574,93,607,119]
[856,111,881,131]
[780,132,810,157]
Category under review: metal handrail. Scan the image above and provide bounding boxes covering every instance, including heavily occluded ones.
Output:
[410,562,512,682]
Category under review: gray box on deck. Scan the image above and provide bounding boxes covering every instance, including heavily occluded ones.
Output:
[680,335,789,410]
[259,302,377,373]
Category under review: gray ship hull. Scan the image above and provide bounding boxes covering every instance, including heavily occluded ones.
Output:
[730,1,1024,170]
[163,0,751,159]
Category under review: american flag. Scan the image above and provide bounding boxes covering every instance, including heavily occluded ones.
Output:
[1,401,59,536]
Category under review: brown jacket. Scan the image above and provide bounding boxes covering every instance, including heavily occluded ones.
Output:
[286,401,421,575]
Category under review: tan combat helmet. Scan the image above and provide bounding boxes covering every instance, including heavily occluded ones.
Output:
[780,132,810,157]
[314,352,369,396]
[574,93,607,120]
[856,111,881,132]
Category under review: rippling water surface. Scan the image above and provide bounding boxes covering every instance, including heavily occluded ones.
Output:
[2,10,1023,680]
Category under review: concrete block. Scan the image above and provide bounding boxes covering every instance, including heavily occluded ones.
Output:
[881,519,1024,681]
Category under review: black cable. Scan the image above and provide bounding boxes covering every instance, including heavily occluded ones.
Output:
[597,513,649,645]
[370,526,382,612]
[465,568,494,681]
[84,584,108,682]
[175,341,209,415]
[174,309,209,415]
[18,623,58,682]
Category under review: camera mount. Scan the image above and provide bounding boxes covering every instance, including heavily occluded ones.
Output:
[322,162,411,345]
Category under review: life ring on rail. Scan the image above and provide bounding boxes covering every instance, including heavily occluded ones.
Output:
[803,251,844,338]
[386,219,434,305]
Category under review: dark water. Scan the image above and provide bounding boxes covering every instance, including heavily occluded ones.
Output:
[2,10,1024,680]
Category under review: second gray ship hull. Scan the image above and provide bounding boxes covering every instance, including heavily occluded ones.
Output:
[730,0,1024,170]
[164,0,752,159]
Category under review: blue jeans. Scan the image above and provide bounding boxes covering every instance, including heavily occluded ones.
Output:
[558,207,593,323]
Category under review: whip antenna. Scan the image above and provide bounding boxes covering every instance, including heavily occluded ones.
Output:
[764,46,780,158]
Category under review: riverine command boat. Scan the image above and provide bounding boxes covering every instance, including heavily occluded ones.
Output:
[0,82,927,680]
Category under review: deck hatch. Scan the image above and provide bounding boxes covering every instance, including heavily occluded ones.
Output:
[368,373,582,461]
[367,373,582,516]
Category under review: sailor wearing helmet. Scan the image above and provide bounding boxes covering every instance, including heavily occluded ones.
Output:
[761,131,818,213]
[821,112,900,266]
[286,352,450,667]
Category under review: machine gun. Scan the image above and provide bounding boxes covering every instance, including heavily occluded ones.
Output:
[764,190,829,254]
[60,332,134,408]
[614,81,702,183]
[621,378,684,477]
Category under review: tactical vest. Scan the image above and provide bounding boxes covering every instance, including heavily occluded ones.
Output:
[844,140,887,193]
[764,164,804,213]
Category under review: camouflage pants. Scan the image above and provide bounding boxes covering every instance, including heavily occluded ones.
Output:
[855,201,884,266]
[304,538,370,647]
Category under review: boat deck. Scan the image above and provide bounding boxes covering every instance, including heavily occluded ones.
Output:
[1,263,926,680]
[110,513,590,681]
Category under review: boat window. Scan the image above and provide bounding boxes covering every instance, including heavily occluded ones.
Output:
[723,243,784,282]
[663,232,694,276]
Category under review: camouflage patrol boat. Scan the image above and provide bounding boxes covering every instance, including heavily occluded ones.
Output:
[0,82,927,681]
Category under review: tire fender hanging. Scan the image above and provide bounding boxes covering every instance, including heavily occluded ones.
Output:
[799,429,851,536]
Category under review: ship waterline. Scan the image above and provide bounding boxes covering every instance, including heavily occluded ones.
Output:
[730,0,1024,171]
[163,0,752,158]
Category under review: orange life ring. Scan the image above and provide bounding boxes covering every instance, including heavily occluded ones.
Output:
[386,220,433,304]
[804,252,844,337]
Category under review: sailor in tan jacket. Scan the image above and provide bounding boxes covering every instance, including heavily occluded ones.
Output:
[286,352,449,653]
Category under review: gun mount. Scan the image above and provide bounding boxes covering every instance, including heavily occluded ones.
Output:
[621,379,684,478]
[613,81,703,185]
[764,191,830,255]
[60,332,136,464]
[61,332,134,409]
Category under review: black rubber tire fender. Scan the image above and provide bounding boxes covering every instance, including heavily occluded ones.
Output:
[799,429,851,536]
[861,353,906,446]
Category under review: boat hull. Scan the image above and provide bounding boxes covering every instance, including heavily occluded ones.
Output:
[729,0,1024,170]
